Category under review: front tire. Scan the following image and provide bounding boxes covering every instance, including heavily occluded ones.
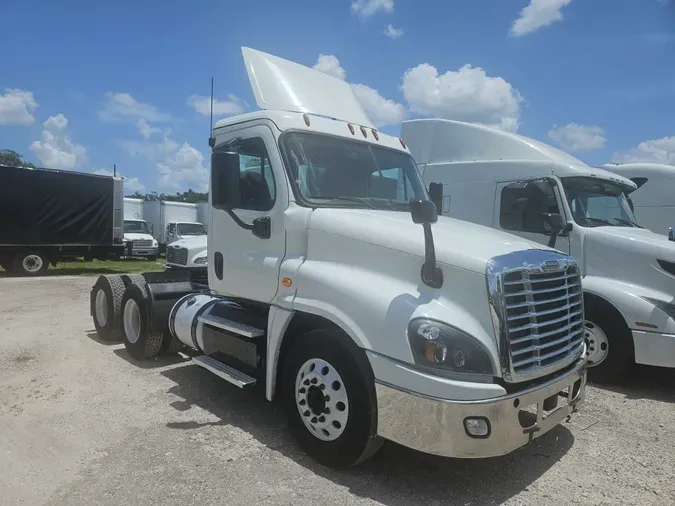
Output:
[585,303,634,383]
[120,282,164,360]
[281,329,382,468]
[91,275,126,341]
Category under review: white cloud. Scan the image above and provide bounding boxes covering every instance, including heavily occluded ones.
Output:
[351,0,394,19]
[136,118,163,139]
[401,62,523,132]
[351,84,407,127]
[187,94,244,117]
[384,24,404,39]
[548,123,607,152]
[511,0,572,37]
[99,92,173,123]
[612,136,675,165]
[312,54,406,127]
[157,143,208,192]
[93,168,146,193]
[313,54,347,81]
[30,114,87,170]
[0,88,38,126]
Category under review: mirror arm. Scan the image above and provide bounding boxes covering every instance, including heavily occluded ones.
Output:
[421,223,444,288]
[225,208,254,231]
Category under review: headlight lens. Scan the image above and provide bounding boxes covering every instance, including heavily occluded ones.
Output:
[152,240,158,247]
[193,256,208,265]
[408,318,495,376]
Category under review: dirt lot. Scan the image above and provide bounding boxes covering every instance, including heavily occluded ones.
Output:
[1,276,674,506]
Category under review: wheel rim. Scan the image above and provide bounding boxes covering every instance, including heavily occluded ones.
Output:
[295,358,349,442]
[123,299,142,344]
[584,320,609,367]
[95,289,108,327]
[22,255,43,273]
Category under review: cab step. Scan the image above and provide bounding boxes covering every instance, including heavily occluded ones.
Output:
[192,355,257,388]
[198,313,265,338]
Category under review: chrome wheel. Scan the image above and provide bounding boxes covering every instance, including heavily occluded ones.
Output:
[95,289,108,327]
[295,358,349,442]
[123,299,141,344]
[584,320,609,367]
[22,254,43,273]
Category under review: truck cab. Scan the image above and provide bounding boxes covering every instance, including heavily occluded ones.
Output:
[402,118,675,379]
[91,48,587,468]
[165,221,207,245]
[123,219,159,260]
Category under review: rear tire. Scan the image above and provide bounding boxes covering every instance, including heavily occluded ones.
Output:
[120,282,164,360]
[91,275,126,341]
[13,251,49,276]
[281,329,382,468]
[585,302,634,383]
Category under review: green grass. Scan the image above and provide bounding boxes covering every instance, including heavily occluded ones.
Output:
[0,258,165,277]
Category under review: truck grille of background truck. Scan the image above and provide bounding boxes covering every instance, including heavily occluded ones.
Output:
[502,264,584,379]
[166,247,188,265]
[133,240,154,249]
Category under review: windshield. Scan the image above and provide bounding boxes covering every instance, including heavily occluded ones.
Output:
[124,220,150,234]
[177,223,206,236]
[280,132,428,210]
[562,177,639,228]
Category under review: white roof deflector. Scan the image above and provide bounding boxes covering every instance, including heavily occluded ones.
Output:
[241,47,375,128]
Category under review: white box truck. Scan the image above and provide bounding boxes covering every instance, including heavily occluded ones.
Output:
[197,201,210,232]
[143,200,206,252]
[401,118,675,380]
[599,163,675,237]
[89,48,586,469]
[123,198,158,260]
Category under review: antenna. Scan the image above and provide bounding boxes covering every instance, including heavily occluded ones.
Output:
[208,77,215,148]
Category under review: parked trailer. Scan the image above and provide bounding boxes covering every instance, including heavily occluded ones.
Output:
[0,164,125,275]
[90,47,586,469]
[401,118,675,378]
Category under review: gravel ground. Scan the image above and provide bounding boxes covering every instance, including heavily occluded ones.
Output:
[1,276,674,506]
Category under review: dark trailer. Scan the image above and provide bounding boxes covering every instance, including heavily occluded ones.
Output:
[0,164,125,276]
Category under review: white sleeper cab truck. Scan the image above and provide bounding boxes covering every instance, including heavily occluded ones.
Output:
[599,163,675,237]
[88,48,586,468]
[165,235,208,283]
[402,118,675,381]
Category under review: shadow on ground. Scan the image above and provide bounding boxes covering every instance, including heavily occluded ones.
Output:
[591,364,675,404]
[158,364,575,506]
[85,331,121,346]
[113,348,194,369]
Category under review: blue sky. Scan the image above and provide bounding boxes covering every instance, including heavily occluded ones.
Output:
[1,0,674,194]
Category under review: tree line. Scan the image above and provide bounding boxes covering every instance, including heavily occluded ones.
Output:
[0,149,207,202]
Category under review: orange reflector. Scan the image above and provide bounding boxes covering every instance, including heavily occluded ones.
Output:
[282,277,293,288]
[360,126,367,138]
[348,124,355,135]
[399,138,407,149]
[636,321,658,329]
[372,129,379,140]
[303,114,310,126]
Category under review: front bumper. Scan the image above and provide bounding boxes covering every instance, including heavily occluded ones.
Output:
[130,247,158,256]
[376,358,586,458]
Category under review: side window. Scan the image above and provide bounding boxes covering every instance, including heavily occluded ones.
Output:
[500,181,560,234]
[238,138,276,211]
[168,223,176,235]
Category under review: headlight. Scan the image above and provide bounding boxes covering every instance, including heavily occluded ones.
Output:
[408,318,495,376]
[152,240,158,247]
[193,256,208,265]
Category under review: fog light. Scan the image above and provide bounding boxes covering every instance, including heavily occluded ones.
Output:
[464,417,490,438]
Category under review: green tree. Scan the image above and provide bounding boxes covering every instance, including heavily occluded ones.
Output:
[0,149,36,168]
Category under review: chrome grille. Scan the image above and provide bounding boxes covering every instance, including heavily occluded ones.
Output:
[132,239,153,249]
[166,247,188,265]
[487,250,585,383]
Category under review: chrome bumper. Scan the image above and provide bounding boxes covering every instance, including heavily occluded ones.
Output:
[376,359,586,458]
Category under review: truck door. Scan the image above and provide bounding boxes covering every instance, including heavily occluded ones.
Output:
[166,223,177,245]
[494,179,571,254]
[210,125,287,303]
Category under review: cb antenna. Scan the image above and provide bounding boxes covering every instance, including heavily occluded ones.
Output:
[208,77,215,148]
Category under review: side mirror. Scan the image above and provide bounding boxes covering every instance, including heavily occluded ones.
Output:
[410,199,438,225]
[428,182,443,215]
[543,213,566,234]
[211,151,242,210]
[669,227,674,242]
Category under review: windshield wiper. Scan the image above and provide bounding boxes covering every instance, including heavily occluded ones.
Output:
[316,196,379,209]
[613,217,642,228]
[583,217,613,227]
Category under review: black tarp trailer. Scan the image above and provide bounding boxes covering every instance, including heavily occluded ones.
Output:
[0,164,126,276]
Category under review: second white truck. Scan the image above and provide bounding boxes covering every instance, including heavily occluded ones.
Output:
[143,200,206,252]
[89,47,586,468]
[402,118,675,379]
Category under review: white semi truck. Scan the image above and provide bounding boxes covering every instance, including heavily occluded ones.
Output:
[401,118,675,381]
[599,163,675,237]
[123,197,159,260]
[143,200,207,253]
[89,48,587,468]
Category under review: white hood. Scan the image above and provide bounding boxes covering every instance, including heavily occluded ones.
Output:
[168,235,207,250]
[308,209,548,274]
[124,232,154,242]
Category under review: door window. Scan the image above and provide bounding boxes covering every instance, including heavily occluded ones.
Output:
[237,138,276,211]
[500,180,561,234]
[167,223,176,235]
